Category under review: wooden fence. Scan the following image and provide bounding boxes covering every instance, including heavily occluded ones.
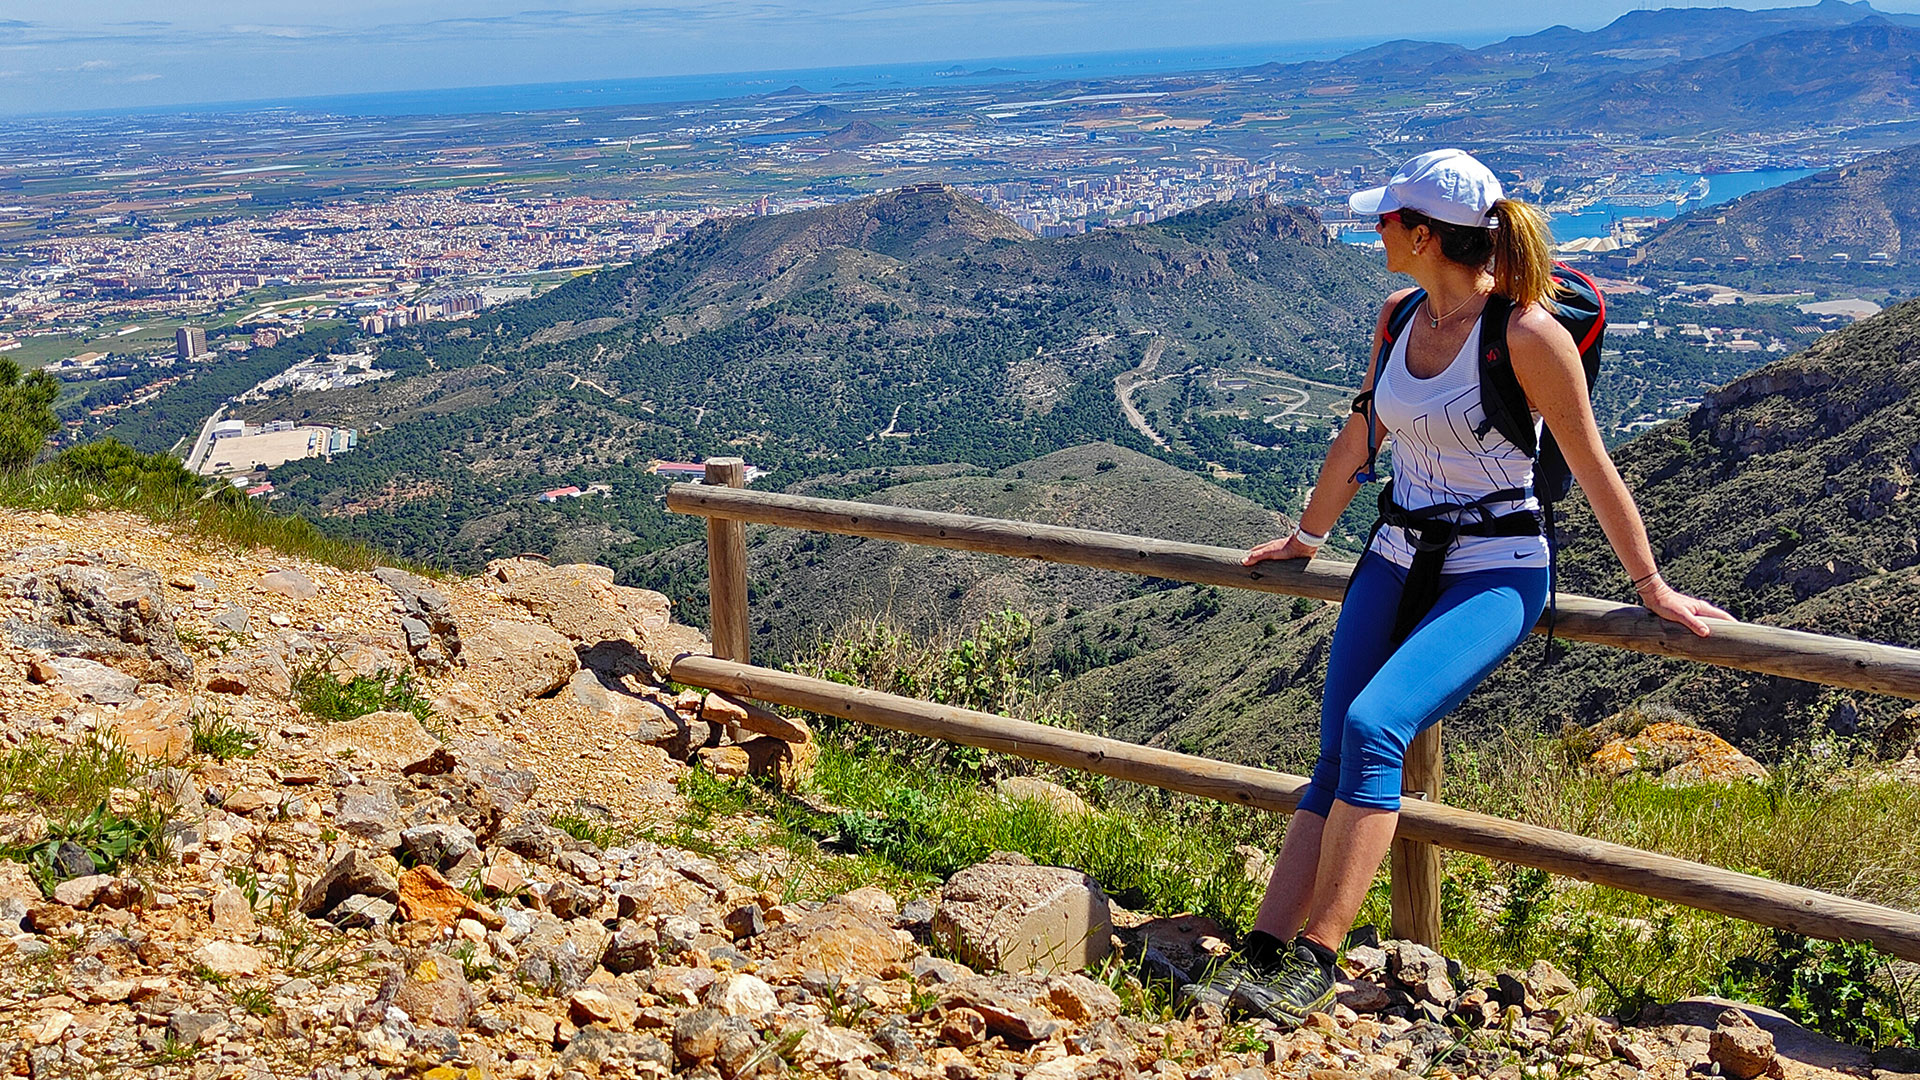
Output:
[666,458,1920,961]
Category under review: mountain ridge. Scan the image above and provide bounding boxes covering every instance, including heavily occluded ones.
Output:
[1636,141,1920,267]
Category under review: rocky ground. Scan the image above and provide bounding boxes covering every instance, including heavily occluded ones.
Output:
[0,509,1914,1080]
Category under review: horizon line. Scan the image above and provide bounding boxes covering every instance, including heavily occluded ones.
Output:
[1,30,1518,123]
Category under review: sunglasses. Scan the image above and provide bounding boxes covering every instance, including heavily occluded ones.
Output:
[1378,210,1422,228]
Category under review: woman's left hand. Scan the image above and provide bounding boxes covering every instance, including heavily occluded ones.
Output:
[1638,580,1736,637]
[1243,534,1318,565]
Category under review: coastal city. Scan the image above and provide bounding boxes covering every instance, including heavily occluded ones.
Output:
[1,6,1909,511]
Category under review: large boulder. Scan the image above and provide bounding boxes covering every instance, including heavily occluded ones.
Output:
[1591,720,1768,784]
[42,656,137,704]
[752,893,905,979]
[497,564,686,674]
[570,671,699,758]
[316,709,440,768]
[106,695,193,761]
[461,619,578,702]
[6,564,192,686]
[932,854,1112,975]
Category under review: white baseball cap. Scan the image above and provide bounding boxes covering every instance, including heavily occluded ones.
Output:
[1349,148,1504,228]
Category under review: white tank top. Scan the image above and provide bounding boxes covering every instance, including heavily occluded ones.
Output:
[1368,317,1550,572]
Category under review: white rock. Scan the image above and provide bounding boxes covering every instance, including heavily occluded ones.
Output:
[192,940,263,977]
[794,1026,882,1066]
[211,887,256,934]
[716,973,779,1018]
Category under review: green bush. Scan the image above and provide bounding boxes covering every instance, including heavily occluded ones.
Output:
[0,438,385,572]
[1718,932,1916,1048]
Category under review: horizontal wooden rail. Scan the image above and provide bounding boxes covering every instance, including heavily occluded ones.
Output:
[672,654,1920,963]
[666,483,1920,701]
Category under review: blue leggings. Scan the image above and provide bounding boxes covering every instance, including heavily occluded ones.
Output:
[1297,552,1550,816]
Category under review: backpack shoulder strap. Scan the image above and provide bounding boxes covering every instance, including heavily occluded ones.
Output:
[1473,292,1539,459]
[1352,291,1424,484]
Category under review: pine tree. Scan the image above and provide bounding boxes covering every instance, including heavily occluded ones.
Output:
[0,359,60,470]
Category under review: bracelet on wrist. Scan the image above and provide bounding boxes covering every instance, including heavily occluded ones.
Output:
[1293,528,1327,550]
[1631,570,1662,592]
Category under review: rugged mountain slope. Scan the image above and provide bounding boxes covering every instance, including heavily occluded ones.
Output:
[1637,142,1920,267]
[1501,295,1920,753]
[1558,19,1920,134]
[1,514,1867,1080]
[732,302,1920,767]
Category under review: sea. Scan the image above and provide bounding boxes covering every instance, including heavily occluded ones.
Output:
[124,38,1412,119]
[1547,169,1821,241]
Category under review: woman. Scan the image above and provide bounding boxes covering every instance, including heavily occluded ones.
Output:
[1186,148,1733,1025]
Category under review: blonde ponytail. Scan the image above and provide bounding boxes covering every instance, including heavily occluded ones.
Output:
[1490,197,1560,306]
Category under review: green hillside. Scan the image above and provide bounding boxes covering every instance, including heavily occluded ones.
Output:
[106,189,1391,578]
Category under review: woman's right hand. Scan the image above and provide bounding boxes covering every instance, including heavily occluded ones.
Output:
[1243,534,1319,565]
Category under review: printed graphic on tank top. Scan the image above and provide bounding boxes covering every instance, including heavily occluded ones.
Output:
[1369,318,1551,572]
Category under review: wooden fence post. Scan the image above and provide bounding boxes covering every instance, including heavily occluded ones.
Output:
[1390,722,1443,947]
[704,458,750,663]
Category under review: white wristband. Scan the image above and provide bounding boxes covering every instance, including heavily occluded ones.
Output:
[1292,528,1327,550]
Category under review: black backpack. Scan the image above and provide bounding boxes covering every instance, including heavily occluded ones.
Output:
[1352,264,1607,654]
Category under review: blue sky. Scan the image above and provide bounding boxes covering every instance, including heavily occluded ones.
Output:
[4,0,1918,115]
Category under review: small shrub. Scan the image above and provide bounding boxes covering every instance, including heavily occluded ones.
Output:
[1718,932,1916,1048]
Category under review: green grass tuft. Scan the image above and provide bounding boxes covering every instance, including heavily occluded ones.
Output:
[0,734,172,893]
[0,438,414,573]
[550,810,627,850]
[291,663,434,727]
[189,706,262,761]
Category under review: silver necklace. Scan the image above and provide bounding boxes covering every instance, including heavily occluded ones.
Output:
[1425,291,1485,329]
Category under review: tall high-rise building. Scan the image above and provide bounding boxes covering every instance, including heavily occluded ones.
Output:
[176,326,207,361]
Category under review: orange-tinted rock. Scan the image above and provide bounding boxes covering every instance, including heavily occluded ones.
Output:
[1591,721,1767,784]
[752,895,904,979]
[107,697,193,763]
[397,865,505,931]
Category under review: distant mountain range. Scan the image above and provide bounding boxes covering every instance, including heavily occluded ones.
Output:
[1307,1,1920,137]
[1481,0,1920,67]
[1636,141,1920,267]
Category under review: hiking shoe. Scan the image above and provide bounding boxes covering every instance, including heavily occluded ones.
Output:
[1182,942,1336,1029]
